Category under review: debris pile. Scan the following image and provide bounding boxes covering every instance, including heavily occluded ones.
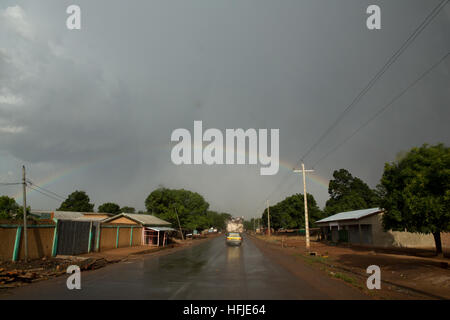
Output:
[0,256,110,289]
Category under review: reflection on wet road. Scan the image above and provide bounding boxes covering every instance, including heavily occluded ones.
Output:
[1,235,358,299]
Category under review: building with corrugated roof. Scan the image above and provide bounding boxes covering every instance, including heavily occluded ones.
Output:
[316,208,435,248]
[102,213,175,248]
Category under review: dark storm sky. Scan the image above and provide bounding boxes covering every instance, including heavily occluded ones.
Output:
[0,0,449,218]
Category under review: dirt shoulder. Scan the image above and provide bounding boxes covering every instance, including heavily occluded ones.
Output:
[248,233,450,300]
[248,234,371,299]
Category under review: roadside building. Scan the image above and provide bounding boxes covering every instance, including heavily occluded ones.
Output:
[30,210,116,256]
[101,213,175,248]
[316,208,435,248]
[1,211,174,261]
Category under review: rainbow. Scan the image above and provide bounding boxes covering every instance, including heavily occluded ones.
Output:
[190,141,330,189]
[12,157,103,201]
[13,142,329,201]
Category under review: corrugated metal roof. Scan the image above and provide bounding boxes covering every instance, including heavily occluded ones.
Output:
[148,227,176,232]
[316,208,382,224]
[103,213,171,226]
[82,212,115,216]
[74,216,107,221]
[31,210,112,221]
[33,210,84,220]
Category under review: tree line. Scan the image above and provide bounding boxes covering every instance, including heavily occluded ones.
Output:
[1,143,448,253]
[250,144,449,255]
[0,186,231,232]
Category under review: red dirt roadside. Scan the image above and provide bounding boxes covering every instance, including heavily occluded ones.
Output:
[249,233,450,300]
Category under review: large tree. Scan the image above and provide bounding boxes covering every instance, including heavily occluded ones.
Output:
[145,188,210,231]
[98,202,121,214]
[379,144,450,255]
[261,193,323,230]
[0,195,21,219]
[58,190,94,212]
[324,169,380,215]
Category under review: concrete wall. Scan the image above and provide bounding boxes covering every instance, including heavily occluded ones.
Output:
[118,227,131,248]
[18,227,54,260]
[132,227,142,246]
[1,223,146,260]
[360,213,435,248]
[99,225,144,251]
[0,228,17,261]
[0,225,55,261]
[99,227,117,251]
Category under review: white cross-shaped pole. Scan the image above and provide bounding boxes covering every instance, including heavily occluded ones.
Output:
[294,163,314,250]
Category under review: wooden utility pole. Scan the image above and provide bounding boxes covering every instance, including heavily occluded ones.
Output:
[22,165,28,262]
[267,200,271,237]
[174,207,184,241]
[294,163,314,250]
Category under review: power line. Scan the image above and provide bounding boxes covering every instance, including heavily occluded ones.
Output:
[27,184,64,203]
[312,51,450,168]
[300,0,449,163]
[254,0,449,213]
[0,182,21,186]
[26,179,66,200]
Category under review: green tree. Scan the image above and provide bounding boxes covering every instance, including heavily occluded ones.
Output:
[120,206,135,213]
[0,195,30,220]
[145,188,210,231]
[0,195,21,219]
[58,190,94,212]
[379,144,450,255]
[324,169,380,215]
[244,218,256,231]
[206,211,231,230]
[261,193,323,230]
[98,202,121,214]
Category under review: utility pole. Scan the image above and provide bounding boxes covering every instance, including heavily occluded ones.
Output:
[267,200,271,237]
[294,163,314,250]
[174,207,184,241]
[22,165,28,262]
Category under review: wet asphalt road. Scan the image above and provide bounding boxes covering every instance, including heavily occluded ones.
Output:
[1,235,365,299]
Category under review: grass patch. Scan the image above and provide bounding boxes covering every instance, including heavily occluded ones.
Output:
[295,253,364,290]
[295,253,329,265]
[330,271,363,289]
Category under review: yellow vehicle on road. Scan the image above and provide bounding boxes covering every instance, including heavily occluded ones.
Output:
[226,232,242,246]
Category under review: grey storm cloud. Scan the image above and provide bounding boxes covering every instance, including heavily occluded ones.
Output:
[0,0,449,216]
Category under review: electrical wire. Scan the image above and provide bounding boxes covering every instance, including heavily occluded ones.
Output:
[253,0,449,216]
[312,51,450,168]
[27,184,64,202]
[26,179,66,200]
[299,0,449,163]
